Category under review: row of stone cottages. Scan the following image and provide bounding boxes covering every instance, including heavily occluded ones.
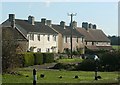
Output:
[1,14,112,54]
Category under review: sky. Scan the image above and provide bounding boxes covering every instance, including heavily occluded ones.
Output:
[0,1,119,36]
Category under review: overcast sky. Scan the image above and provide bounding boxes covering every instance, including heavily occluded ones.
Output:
[0,1,119,36]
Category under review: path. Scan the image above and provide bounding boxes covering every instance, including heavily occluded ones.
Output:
[27,63,56,70]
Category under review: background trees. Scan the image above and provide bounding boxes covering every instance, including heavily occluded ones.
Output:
[108,35,120,45]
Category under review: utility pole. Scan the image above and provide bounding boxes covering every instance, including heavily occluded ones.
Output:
[68,13,77,59]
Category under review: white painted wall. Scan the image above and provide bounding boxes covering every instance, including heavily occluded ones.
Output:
[27,33,58,53]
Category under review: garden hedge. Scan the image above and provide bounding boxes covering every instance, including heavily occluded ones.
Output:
[43,53,54,63]
[18,52,54,67]
[22,52,34,67]
[34,53,43,65]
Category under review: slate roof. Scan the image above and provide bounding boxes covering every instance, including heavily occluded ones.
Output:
[76,28,110,42]
[52,25,83,38]
[2,19,58,38]
[2,26,27,41]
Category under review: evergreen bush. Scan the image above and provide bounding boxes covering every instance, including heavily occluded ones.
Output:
[34,53,43,65]
[43,53,54,63]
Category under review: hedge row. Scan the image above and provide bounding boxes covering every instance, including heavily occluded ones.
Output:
[34,53,43,65]
[18,52,54,67]
[43,53,54,63]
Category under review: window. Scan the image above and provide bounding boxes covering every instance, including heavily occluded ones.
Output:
[82,37,84,43]
[53,35,56,41]
[92,42,94,45]
[30,33,34,40]
[64,36,67,43]
[48,35,50,41]
[65,36,67,43]
[86,42,87,45]
[37,48,41,52]
[37,34,40,41]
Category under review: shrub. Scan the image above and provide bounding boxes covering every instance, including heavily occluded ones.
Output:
[59,55,64,59]
[18,52,55,67]
[52,63,64,69]
[43,53,54,63]
[21,52,34,67]
[52,63,75,70]
[99,51,120,71]
[76,59,96,71]
[34,53,43,65]
[72,50,79,55]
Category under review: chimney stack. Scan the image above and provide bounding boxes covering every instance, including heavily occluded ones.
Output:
[41,18,46,25]
[60,21,66,29]
[89,23,93,29]
[72,21,77,28]
[28,16,35,25]
[93,24,97,29]
[9,14,15,28]
[82,22,89,30]
[46,20,52,27]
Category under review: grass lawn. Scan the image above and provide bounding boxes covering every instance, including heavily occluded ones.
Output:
[0,74,2,84]
[2,67,119,84]
[112,45,120,50]
[56,58,83,64]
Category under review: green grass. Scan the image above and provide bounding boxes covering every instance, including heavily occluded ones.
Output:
[0,74,2,84]
[2,67,119,84]
[112,45,120,50]
[56,58,83,64]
